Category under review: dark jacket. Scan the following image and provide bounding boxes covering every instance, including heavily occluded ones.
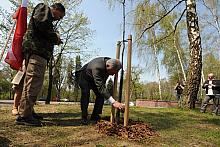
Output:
[175,85,184,95]
[79,57,111,99]
[202,80,220,95]
[22,3,59,60]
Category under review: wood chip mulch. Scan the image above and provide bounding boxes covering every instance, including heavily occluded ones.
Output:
[96,119,159,141]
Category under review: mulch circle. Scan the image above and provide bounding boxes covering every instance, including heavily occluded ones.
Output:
[96,117,159,141]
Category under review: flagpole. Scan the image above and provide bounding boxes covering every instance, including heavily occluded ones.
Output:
[0,22,16,61]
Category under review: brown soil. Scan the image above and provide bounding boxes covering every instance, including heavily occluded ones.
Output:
[96,117,159,141]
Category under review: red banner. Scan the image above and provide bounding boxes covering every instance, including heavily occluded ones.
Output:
[5,6,27,70]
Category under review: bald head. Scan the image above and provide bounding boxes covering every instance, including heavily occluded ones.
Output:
[106,59,122,75]
[208,73,214,80]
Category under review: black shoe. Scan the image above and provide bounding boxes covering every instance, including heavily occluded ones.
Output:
[33,113,43,120]
[90,114,101,121]
[81,119,89,125]
[212,113,217,116]
[200,110,205,113]
[15,116,42,126]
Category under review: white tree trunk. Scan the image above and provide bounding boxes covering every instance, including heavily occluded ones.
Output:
[173,35,187,81]
[151,28,162,100]
[185,0,202,108]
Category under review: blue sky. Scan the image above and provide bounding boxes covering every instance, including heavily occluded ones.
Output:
[80,0,123,58]
[0,0,168,83]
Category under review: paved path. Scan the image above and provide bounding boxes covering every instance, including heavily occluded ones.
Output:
[0,100,92,106]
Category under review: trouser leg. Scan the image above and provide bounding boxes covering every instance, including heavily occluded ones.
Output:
[92,87,104,116]
[212,97,219,114]
[80,87,90,120]
[18,55,46,118]
[176,94,180,101]
[178,95,183,108]
[200,95,212,113]
[77,71,90,120]
[92,96,104,116]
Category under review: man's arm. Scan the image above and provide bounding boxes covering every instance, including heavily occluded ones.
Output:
[174,83,179,90]
[92,68,124,109]
[180,84,184,89]
[92,68,111,99]
[202,81,208,89]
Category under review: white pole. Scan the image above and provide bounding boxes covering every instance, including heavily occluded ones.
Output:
[0,22,16,61]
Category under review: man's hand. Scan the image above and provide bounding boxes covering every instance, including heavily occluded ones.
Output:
[58,38,63,45]
[56,32,63,45]
[112,101,125,109]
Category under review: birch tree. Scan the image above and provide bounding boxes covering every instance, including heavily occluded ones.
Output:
[184,0,202,108]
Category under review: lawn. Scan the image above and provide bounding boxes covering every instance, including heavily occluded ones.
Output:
[0,104,220,147]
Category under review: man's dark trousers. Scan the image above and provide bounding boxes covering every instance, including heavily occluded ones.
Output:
[77,71,104,120]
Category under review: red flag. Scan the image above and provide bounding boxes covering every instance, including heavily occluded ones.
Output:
[5,1,27,70]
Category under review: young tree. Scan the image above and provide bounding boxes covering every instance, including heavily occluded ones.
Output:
[130,66,144,101]
[73,55,82,102]
[66,59,75,101]
[107,78,114,96]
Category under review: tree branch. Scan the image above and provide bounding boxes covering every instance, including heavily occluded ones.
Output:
[201,0,215,17]
[136,0,186,41]
[153,8,186,45]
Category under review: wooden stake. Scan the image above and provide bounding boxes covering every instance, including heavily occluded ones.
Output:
[124,35,132,126]
[110,41,121,123]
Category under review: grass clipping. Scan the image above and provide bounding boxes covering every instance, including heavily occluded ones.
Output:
[96,119,158,141]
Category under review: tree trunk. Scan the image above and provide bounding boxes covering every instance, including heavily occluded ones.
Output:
[184,0,202,108]
[173,34,187,81]
[46,58,53,104]
[151,27,162,100]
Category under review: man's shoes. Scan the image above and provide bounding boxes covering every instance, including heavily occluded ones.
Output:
[32,112,43,120]
[200,109,205,113]
[90,114,101,122]
[212,113,217,116]
[81,119,89,125]
[15,115,42,127]
[12,108,19,116]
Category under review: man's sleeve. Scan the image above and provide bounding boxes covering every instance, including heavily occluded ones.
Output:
[92,68,111,100]
[202,81,208,89]
[32,3,59,44]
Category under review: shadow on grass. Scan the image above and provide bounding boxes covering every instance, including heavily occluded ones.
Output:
[38,112,82,127]
[39,112,81,119]
[201,118,220,126]
[0,136,11,147]
[42,118,83,127]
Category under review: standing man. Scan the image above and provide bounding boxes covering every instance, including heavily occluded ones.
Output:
[15,3,65,126]
[200,73,219,115]
[76,57,124,124]
[174,81,184,101]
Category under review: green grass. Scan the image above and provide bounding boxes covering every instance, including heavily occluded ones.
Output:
[0,104,220,147]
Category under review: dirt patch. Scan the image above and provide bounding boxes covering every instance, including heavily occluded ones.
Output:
[96,117,159,141]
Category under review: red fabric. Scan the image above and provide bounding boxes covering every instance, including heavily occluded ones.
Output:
[5,6,27,70]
